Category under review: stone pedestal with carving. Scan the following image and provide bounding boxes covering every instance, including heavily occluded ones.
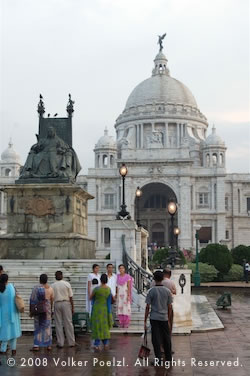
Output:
[171,269,192,333]
[0,184,95,259]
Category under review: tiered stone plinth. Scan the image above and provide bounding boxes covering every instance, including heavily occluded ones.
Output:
[0,184,95,259]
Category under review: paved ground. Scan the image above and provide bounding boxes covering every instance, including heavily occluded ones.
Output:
[0,288,249,376]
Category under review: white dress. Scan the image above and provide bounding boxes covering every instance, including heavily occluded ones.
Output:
[86,273,101,314]
[117,281,131,317]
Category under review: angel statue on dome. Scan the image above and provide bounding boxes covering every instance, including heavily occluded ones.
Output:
[158,33,166,51]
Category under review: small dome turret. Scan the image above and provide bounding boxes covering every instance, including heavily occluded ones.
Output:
[94,128,117,169]
[95,127,117,150]
[202,126,226,168]
[1,139,21,164]
[204,125,225,147]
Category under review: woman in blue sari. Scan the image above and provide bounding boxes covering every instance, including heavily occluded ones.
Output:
[30,274,54,351]
[0,274,21,355]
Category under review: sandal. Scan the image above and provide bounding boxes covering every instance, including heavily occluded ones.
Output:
[12,350,16,356]
[47,347,52,351]
[30,347,40,352]
[94,346,100,352]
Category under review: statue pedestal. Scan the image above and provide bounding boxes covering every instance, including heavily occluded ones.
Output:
[0,184,95,259]
[171,269,192,332]
[106,220,148,270]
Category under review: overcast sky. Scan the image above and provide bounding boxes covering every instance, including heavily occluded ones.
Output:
[0,0,249,174]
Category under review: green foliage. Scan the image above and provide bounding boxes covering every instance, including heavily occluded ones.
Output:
[178,250,187,266]
[152,248,187,267]
[187,262,218,283]
[231,245,250,265]
[105,253,110,259]
[199,243,233,275]
[152,248,169,266]
[223,264,244,282]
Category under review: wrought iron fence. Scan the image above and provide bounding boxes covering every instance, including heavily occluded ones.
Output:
[121,234,153,295]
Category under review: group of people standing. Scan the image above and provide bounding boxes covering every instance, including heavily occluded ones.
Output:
[0,263,134,354]
[0,261,176,364]
[87,263,133,351]
[0,266,77,354]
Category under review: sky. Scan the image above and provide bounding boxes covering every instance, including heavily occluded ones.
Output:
[0,0,249,174]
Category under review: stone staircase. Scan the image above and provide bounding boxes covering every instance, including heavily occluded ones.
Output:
[2,260,144,333]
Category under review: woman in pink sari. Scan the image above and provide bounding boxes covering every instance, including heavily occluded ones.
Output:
[116,264,133,328]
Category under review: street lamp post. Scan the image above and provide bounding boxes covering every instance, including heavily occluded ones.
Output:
[117,163,131,219]
[174,226,180,251]
[166,201,178,269]
[167,201,178,247]
[135,186,142,227]
[194,224,201,287]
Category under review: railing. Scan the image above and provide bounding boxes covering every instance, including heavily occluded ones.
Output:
[121,234,153,296]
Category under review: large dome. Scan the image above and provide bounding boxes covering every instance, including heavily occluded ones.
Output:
[116,50,207,127]
[125,74,197,109]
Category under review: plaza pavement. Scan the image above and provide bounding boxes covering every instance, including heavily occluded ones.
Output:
[0,288,249,376]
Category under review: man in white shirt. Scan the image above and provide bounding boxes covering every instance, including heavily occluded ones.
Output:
[106,263,118,327]
[51,271,76,348]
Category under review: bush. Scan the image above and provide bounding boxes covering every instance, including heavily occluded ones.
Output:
[199,243,233,275]
[152,248,186,268]
[187,262,218,283]
[223,264,244,282]
[152,248,169,266]
[231,245,250,266]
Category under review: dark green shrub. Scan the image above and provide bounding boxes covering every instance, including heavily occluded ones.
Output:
[199,243,233,275]
[223,264,244,282]
[231,245,250,265]
[105,253,110,259]
[187,262,218,283]
[152,248,169,266]
[152,248,186,267]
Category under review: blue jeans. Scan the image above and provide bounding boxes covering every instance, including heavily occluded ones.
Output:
[1,338,17,352]
[94,339,109,346]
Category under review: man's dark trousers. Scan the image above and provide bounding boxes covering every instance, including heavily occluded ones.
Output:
[150,319,172,361]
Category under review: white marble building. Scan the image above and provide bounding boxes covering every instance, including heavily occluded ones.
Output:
[1,49,250,255]
[0,140,22,234]
[79,49,250,256]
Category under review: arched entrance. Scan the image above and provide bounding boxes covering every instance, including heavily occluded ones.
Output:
[135,182,177,248]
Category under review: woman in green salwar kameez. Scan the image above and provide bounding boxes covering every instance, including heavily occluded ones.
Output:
[90,274,113,351]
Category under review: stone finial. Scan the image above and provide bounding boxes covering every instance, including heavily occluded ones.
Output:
[67,93,75,117]
[8,138,13,148]
[37,94,45,117]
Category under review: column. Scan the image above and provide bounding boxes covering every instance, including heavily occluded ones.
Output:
[140,124,144,148]
[177,123,180,147]
[179,177,192,249]
[165,122,168,147]
[2,192,6,214]
[181,123,183,139]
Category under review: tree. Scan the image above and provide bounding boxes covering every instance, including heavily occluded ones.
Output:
[199,243,233,275]
[231,245,250,265]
